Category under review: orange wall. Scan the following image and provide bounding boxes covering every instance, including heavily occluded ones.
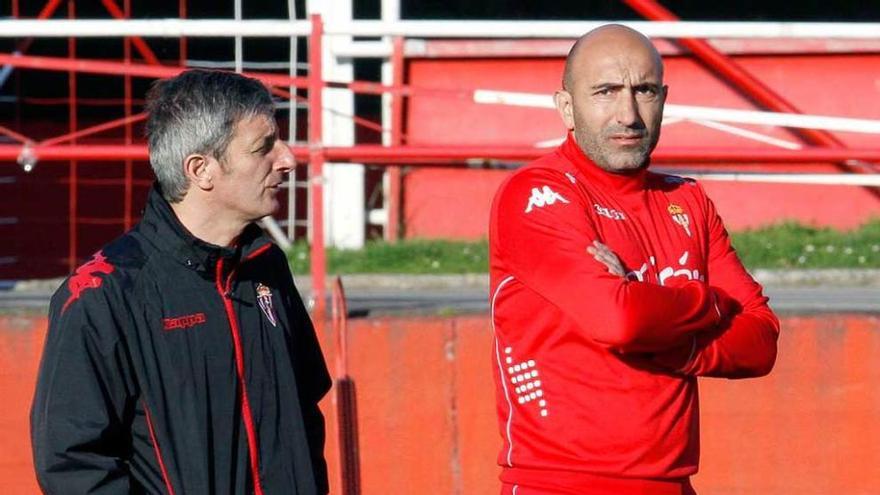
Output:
[3,313,879,494]
[0,315,47,495]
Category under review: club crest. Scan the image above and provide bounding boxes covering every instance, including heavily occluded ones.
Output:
[668,204,692,237]
[256,283,278,327]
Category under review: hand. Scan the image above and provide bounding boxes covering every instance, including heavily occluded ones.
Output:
[587,240,625,277]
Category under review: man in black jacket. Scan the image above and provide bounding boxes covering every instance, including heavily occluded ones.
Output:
[31,70,331,495]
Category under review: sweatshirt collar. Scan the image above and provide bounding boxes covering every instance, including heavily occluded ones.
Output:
[559,132,649,195]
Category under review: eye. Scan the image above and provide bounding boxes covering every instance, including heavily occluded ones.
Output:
[635,85,659,98]
[256,138,275,155]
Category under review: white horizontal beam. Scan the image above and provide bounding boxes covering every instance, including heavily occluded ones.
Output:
[326,20,880,39]
[474,90,880,134]
[0,19,312,38]
[1,19,880,39]
[666,105,880,135]
[687,173,880,186]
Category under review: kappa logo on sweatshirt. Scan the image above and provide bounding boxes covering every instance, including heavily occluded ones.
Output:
[525,186,569,213]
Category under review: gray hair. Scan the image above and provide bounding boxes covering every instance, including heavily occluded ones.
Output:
[144,69,275,202]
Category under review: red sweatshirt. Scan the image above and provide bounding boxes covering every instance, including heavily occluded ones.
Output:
[488,134,779,494]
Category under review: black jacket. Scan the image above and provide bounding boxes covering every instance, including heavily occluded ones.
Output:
[31,186,331,494]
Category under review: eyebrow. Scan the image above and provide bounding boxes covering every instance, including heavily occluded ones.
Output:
[590,82,623,91]
[589,81,661,91]
[251,127,278,151]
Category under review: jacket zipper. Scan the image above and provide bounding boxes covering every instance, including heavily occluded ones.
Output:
[214,245,272,495]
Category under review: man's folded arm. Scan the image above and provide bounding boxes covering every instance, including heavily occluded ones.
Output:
[649,189,780,378]
[493,169,729,353]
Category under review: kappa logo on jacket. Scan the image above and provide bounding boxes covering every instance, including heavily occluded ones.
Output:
[163,313,207,331]
[62,251,115,313]
[256,283,278,327]
[525,186,569,213]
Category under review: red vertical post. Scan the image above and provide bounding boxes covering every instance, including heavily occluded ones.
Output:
[67,0,78,272]
[386,36,404,242]
[123,0,133,231]
[12,0,20,132]
[308,14,326,322]
[179,0,187,66]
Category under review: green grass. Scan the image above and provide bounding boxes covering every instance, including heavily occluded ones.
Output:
[730,219,880,269]
[287,238,489,274]
[287,220,880,273]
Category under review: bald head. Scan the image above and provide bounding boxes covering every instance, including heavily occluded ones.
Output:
[553,24,668,173]
[562,24,663,91]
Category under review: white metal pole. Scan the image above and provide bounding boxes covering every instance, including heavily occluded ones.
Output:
[381,0,400,146]
[234,0,243,73]
[3,20,880,39]
[684,173,880,186]
[377,0,401,239]
[308,0,366,250]
[473,89,880,134]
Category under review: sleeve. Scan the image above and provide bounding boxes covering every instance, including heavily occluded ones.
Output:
[31,290,135,494]
[650,185,780,378]
[279,257,332,494]
[493,167,727,353]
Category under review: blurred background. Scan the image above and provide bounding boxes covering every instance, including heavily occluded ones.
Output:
[1,1,879,494]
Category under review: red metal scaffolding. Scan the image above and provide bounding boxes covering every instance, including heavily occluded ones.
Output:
[4,1,880,315]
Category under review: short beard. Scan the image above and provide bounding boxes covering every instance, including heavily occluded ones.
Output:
[574,126,655,174]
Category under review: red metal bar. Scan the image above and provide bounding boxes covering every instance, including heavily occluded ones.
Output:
[0,52,309,88]
[40,112,146,146]
[179,0,187,65]
[100,0,161,66]
[308,14,326,323]
[272,84,393,136]
[330,276,361,495]
[386,36,404,242]
[0,52,475,100]
[5,144,880,165]
[318,146,880,165]
[0,144,149,160]
[36,0,63,21]
[331,276,348,379]
[123,0,133,231]
[15,0,64,53]
[57,177,152,186]
[622,0,845,149]
[0,124,32,143]
[20,96,146,106]
[67,0,77,272]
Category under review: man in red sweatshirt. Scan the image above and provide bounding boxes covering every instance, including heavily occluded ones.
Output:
[488,25,779,495]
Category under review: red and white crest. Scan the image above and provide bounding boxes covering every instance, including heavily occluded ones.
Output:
[256,283,277,327]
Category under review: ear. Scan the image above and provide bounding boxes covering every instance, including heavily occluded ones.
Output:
[554,90,575,130]
[182,153,214,192]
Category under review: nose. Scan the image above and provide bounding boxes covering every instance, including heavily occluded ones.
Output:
[615,90,643,128]
[273,140,295,174]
